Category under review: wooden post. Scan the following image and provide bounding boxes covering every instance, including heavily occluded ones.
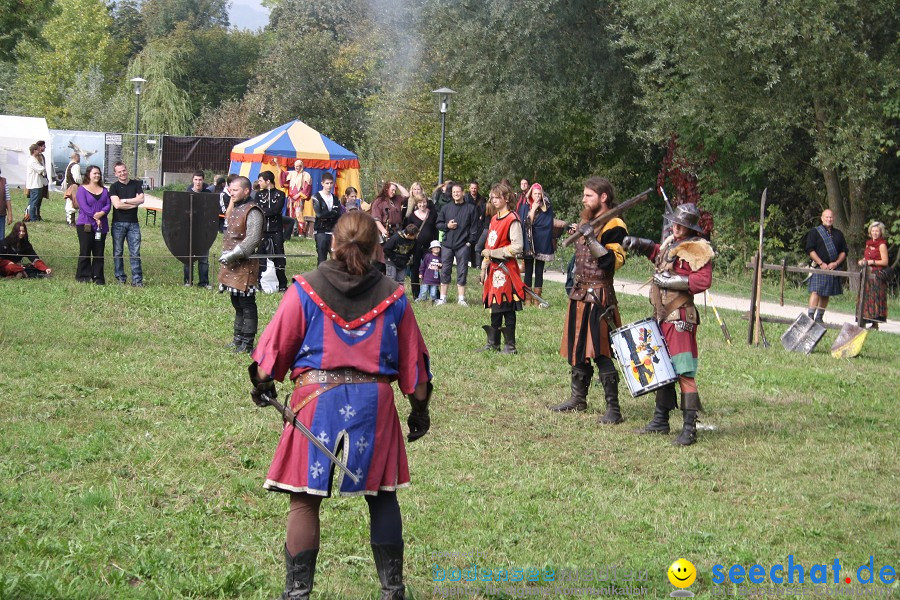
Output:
[747,253,758,345]
[856,264,868,327]
[780,256,787,306]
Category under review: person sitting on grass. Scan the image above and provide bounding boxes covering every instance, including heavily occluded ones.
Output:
[0,221,52,278]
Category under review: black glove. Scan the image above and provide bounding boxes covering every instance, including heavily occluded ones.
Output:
[623,236,655,258]
[407,381,433,442]
[248,362,275,407]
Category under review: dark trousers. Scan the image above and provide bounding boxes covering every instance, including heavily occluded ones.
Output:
[76,228,106,284]
[183,257,209,286]
[230,293,258,344]
[409,244,427,298]
[315,232,331,265]
[490,310,516,329]
[523,258,545,287]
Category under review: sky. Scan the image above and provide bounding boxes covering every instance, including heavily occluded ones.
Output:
[229,0,270,31]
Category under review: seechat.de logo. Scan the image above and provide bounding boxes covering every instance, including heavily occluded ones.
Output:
[712,556,896,586]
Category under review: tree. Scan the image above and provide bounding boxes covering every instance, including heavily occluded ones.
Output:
[0,0,52,62]
[127,42,193,134]
[9,0,122,126]
[108,0,146,59]
[140,0,229,38]
[616,0,900,261]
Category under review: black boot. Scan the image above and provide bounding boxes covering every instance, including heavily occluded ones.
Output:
[479,325,500,352]
[226,313,244,350]
[282,545,317,600]
[372,543,405,600]
[597,372,623,424]
[636,384,676,434]
[500,326,517,354]
[673,410,698,446]
[236,313,258,354]
[548,364,593,412]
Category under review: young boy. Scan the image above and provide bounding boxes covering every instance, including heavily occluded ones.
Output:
[418,240,442,301]
[382,224,419,283]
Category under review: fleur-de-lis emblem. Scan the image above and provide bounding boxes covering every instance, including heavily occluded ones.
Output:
[310,461,324,478]
[356,435,369,454]
[316,431,330,446]
[390,322,397,336]
[340,404,356,421]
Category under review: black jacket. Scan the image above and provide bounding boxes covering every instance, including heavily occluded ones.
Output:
[436,201,479,250]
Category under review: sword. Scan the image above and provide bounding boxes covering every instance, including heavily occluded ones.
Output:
[495,261,549,308]
[260,393,360,484]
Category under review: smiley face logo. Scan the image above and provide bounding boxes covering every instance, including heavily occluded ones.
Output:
[668,558,697,588]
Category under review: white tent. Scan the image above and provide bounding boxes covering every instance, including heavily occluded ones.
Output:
[0,115,51,188]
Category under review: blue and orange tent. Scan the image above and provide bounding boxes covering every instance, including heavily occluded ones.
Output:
[228,119,360,197]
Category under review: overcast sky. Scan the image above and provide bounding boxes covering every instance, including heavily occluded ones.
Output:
[229,0,270,31]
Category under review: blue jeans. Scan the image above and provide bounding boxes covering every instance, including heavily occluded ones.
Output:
[0,219,5,239]
[28,188,43,220]
[112,221,143,284]
[418,284,439,301]
[184,257,209,286]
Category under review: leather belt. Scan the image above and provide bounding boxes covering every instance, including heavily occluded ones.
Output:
[290,369,391,416]
[298,369,390,386]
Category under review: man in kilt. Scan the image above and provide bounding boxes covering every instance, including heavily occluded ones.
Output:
[805,209,847,323]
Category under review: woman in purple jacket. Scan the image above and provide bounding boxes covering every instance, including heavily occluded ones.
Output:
[74,165,111,284]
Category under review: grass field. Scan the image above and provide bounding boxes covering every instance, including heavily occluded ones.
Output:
[1,194,898,599]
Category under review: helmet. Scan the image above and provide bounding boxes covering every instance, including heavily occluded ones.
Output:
[668,203,704,233]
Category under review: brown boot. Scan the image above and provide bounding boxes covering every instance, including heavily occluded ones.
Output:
[533,287,544,308]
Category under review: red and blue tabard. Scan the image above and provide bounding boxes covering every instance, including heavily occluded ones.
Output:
[482,212,526,308]
[252,275,431,497]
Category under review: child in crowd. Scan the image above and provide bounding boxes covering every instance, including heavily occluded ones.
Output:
[382,223,419,283]
[342,186,361,211]
[417,240,442,301]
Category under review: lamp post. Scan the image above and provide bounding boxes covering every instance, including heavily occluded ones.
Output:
[130,77,146,177]
[432,87,456,185]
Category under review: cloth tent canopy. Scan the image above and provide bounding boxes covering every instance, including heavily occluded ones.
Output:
[228,119,360,199]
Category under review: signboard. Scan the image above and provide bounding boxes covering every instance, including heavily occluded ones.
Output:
[105,133,123,181]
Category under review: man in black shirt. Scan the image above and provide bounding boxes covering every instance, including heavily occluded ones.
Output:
[311,172,342,265]
[256,171,288,291]
[184,170,211,288]
[109,161,145,286]
[435,183,480,305]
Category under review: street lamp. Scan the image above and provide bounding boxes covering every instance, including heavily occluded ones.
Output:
[432,87,456,185]
[130,77,146,177]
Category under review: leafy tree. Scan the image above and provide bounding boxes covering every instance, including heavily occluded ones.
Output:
[127,41,193,134]
[140,0,229,38]
[166,26,264,120]
[9,0,122,126]
[0,0,52,62]
[108,0,146,59]
[616,0,900,262]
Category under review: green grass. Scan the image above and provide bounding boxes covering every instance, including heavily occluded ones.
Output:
[1,194,898,599]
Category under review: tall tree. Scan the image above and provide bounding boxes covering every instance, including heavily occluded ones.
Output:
[616,0,900,258]
[140,0,230,38]
[0,0,52,62]
[127,41,193,134]
[10,0,121,126]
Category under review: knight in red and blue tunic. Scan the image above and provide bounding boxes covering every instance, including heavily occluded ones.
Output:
[252,268,431,497]
[247,210,432,599]
[479,183,525,354]
[624,202,713,446]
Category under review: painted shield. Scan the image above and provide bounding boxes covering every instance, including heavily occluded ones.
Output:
[161,191,220,265]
